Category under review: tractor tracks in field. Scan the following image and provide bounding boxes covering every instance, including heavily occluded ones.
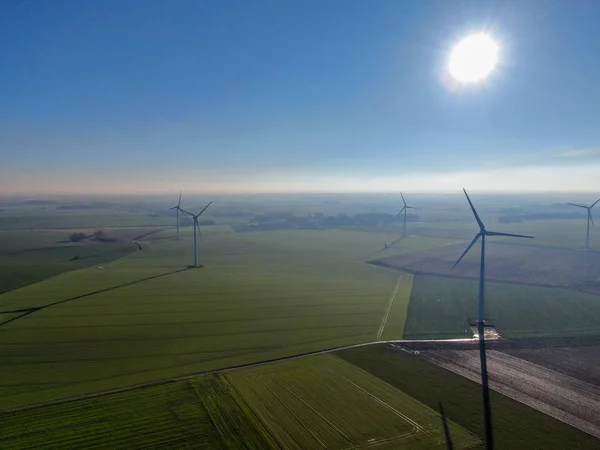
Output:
[376,274,404,342]
[0,337,481,415]
[0,268,189,327]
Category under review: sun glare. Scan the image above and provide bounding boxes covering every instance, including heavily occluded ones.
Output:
[449,34,499,83]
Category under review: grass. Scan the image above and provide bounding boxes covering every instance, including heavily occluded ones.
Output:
[0,374,272,449]
[0,228,172,294]
[0,354,480,449]
[0,228,449,409]
[226,354,480,449]
[404,275,600,339]
[0,242,135,294]
[336,344,600,450]
[0,229,149,294]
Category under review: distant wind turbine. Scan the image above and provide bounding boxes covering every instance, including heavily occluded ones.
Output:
[168,191,183,240]
[309,213,320,228]
[180,201,213,268]
[566,198,600,249]
[453,189,533,450]
[395,193,419,238]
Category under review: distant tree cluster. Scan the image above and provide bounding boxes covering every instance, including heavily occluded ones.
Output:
[233,212,421,232]
[69,232,87,242]
[498,212,584,223]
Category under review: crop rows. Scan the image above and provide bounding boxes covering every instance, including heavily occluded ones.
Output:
[227,354,479,449]
[0,378,269,449]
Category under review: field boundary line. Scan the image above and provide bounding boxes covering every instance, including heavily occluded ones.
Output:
[4,335,599,415]
[324,367,425,435]
[377,275,403,341]
[271,377,351,443]
[221,375,283,449]
[0,338,479,414]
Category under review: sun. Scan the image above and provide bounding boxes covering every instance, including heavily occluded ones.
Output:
[449,34,499,83]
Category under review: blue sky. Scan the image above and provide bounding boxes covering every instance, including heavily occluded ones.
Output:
[1,0,600,194]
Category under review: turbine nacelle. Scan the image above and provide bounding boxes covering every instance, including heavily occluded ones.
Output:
[169,191,184,240]
[566,197,600,248]
[180,201,213,248]
[453,189,533,267]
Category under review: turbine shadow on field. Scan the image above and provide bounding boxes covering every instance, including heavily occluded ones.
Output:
[388,236,405,247]
[0,268,189,327]
[371,236,406,255]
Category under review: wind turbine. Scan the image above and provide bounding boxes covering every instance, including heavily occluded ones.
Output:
[168,191,183,240]
[309,213,320,228]
[395,193,419,238]
[566,198,600,249]
[453,189,533,450]
[180,201,212,268]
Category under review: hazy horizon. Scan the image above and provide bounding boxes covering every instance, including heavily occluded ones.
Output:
[2,1,600,195]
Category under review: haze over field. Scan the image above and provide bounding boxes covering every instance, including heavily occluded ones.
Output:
[2,0,600,195]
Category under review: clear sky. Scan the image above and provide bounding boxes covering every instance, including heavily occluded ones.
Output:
[1,0,600,195]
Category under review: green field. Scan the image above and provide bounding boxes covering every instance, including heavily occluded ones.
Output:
[2,196,600,447]
[404,275,600,339]
[0,375,272,449]
[0,234,136,294]
[336,344,600,450]
[0,227,426,409]
[227,354,479,449]
[0,353,479,449]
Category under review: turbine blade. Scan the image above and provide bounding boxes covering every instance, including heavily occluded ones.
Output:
[486,231,534,239]
[463,189,485,231]
[591,198,600,209]
[566,203,588,209]
[197,201,213,217]
[453,233,481,268]
[590,210,595,227]
[197,222,203,241]
[401,192,407,207]
[178,191,182,206]
[169,206,177,210]
[179,208,194,216]
[406,206,420,210]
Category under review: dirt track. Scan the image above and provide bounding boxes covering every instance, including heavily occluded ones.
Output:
[417,349,600,439]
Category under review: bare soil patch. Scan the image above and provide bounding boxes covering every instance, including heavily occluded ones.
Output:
[501,345,600,386]
[417,348,600,439]
[372,242,600,294]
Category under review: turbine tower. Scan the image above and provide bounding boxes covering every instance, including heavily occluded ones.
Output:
[453,189,533,450]
[395,193,419,238]
[180,201,212,268]
[566,198,600,249]
[168,191,183,240]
